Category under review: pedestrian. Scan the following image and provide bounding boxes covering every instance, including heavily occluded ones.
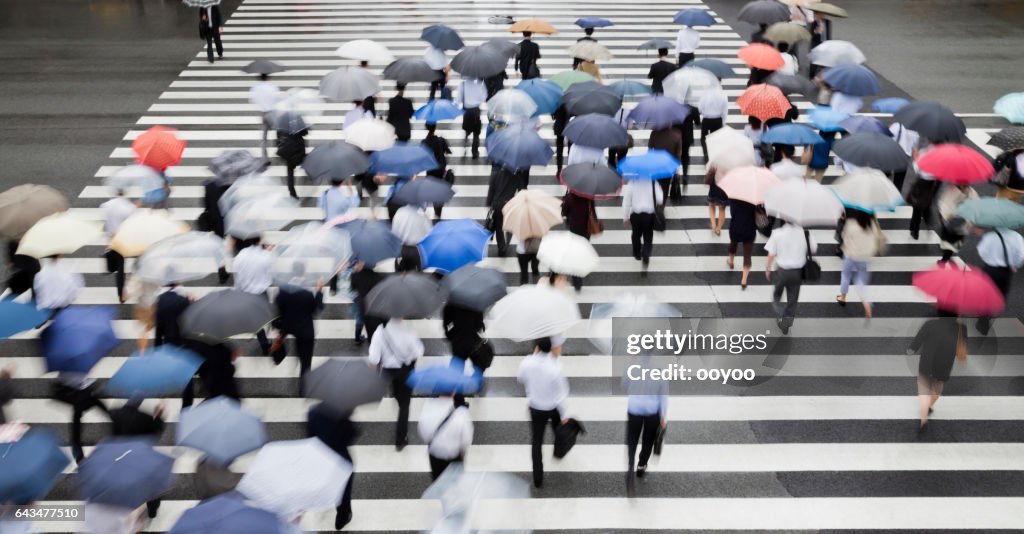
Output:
[424,46,449,101]
[561,191,597,290]
[836,209,885,319]
[442,302,486,365]
[276,123,308,199]
[567,142,605,166]
[249,74,281,160]
[486,164,527,256]
[200,177,231,240]
[623,178,664,269]
[109,397,166,520]
[608,108,632,168]
[907,311,966,434]
[705,164,728,236]
[765,220,817,334]
[675,25,700,66]
[271,272,325,391]
[349,260,385,343]
[889,122,919,192]
[744,116,764,166]
[935,183,978,263]
[726,197,757,289]
[808,13,831,78]
[993,150,1024,202]
[344,100,374,130]
[676,105,700,196]
[572,27,597,68]
[698,88,727,162]
[770,145,806,181]
[777,42,799,76]
[648,126,683,201]
[198,5,224,64]
[368,316,424,450]
[576,59,602,83]
[100,188,138,303]
[49,371,109,463]
[623,360,668,496]
[418,393,474,480]
[233,237,275,355]
[647,48,677,94]
[421,124,453,219]
[974,227,1024,335]
[458,77,487,159]
[387,83,414,142]
[553,104,570,173]
[804,130,835,181]
[750,23,769,44]
[181,339,241,407]
[33,255,83,313]
[516,237,542,285]
[830,90,864,115]
[128,277,161,354]
[747,67,772,87]
[307,403,360,530]
[515,32,541,79]
[5,242,40,297]
[517,337,569,489]
[319,178,360,221]
[484,70,507,99]
[154,281,191,348]
[0,365,14,424]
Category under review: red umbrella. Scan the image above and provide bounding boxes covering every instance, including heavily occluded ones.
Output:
[915,144,994,185]
[737,43,785,70]
[132,126,187,171]
[912,266,1005,316]
[737,84,792,121]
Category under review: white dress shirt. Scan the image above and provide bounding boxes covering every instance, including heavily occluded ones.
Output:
[343,108,373,130]
[368,319,424,368]
[675,27,701,53]
[829,92,864,115]
[205,7,215,28]
[889,123,920,156]
[566,144,605,166]
[622,180,663,218]
[249,81,282,113]
[978,229,1024,268]
[418,398,473,460]
[100,196,136,236]
[744,125,764,166]
[34,261,84,309]
[458,78,488,109]
[423,46,449,70]
[698,89,728,119]
[770,158,806,181]
[318,185,360,220]
[779,53,798,76]
[517,351,569,416]
[765,224,816,269]
[233,245,274,295]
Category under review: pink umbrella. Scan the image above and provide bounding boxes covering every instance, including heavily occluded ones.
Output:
[717,166,781,205]
[915,144,995,185]
[912,266,1005,316]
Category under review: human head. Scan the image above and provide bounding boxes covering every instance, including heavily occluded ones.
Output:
[522,31,532,38]
[330,177,344,187]
[396,82,407,94]
[359,60,369,68]
[657,47,669,57]
[584,28,594,36]
[776,144,795,160]
[259,73,270,82]
[777,42,789,54]
[426,123,437,135]
[352,100,364,107]
[748,116,762,129]
[534,337,553,353]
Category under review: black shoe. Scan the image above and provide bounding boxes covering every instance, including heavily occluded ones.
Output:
[271,348,286,365]
[917,421,928,434]
[147,501,160,519]
[354,334,364,346]
[910,229,920,240]
[641,257,650,266]
[633,254,642,261]
[335,511,353,530]
[636,465,647,479]
[217,269,230,285]
[396,438,408,451]
[520,275,528,285]
[258,340,271,357]
[533,477,543,489]
[777,318,789,335]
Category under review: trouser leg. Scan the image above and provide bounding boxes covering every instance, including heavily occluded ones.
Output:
[206,35,215,62]
[287,165,298,198]
[625,413,643,473]
[637,414,660,467]
[213,32,223,57]
[389,366,413,446]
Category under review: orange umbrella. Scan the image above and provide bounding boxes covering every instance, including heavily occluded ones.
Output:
[132,126,187,171]
[508,19,558,35]
[737,43,785,70]
[737,84,792,121]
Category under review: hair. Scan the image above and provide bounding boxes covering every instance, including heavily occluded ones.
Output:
[657,47,669,57]
[396,82,407,92]
[359,60,369,68]
[846,207,873,229]
[259,73,270,81]
[426,123,437,135]
[330,177,345,186]
[522,31,532,38]
[776,144,795,159]
[777,42,790,54]
[584,28,594,36]
[534,337,553,353]
[748,116,762,129]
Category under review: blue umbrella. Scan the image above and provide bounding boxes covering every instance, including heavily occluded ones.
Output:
[348,219,402,265]
[370,143,439,176]
[177,396,267,466]
[0,429,70,504]
[627,95,690,130]
[418,219,490,274]
[609,80,652,98]
[575,16,614,29]
[871,97,910,113]
[105,346,204,398]
[516,79,563,116]
[839,115,892,136]
[390,176,455,206]
[822,64,880,96]
[674,8,716,26]
[761,123,825,145]
[407,364,483,395]
[563,114,629,149]
[41,306,118,373]
[420,24,464,51]
[616,150,681,180]
[0,298,49,339]
[77,437,175,508]
[808,106,851,132]
[169,493,294,534]
[485,123,553,171]
[414,99,464,123]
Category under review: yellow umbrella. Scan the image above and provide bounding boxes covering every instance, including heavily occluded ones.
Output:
[501,189,563,240]
[109,209,190,257]
[508,19,558,35]
[763,22,812,44]
[16,212,102,259]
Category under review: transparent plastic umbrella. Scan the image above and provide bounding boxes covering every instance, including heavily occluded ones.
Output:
[237,438,352,518]
[486,285,581,342]
[763,179,844,226]
[706,126,757,173]
[218,174,285,215]
[102,165,165,196]
[344,119,396,151]
[392,205,433,245]
[588,293,681,354]
[274,88,325,117]
[335,39,395,63]
[808,40,866,67]
[320,66,381,102]
[224,195,300,240]
[662,66,722,106]
[830,169,905,213]
[487,89,538,122]
[271,223,351,287]
[135,232,228,284]
[421,463,531,534]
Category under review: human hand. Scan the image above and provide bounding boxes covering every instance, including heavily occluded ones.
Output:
[1,365,14,380]
[660,419,667,429]
[765,269,772,281]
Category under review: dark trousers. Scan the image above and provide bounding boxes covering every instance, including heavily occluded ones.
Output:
[529,407,561,486]
[626,413,660,472]
[978,265,1013,333]
[428,72,446,101]
[52,383,110,462]
[772,267,803,329]
[491,210,510,254]
[892,170,907,194]
[385,365,414,446]
[677,52,695,66]
[555,135,566,171]
[517,253,539,284]
[909,206,929,236]
[700,117,724,162]
[630,212,655,261]
[205,31,223,62]
[608,146,628,168]
[336,455,354,528]
[286,164,298,198]
[429,455,463,480]
[196,358,241,403]
[106,250,126,301]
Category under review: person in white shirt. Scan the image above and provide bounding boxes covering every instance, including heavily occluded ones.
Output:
[369,317,425,450]
[418,394,474,480]
[424,45,449,101]
[623,179,664,267]
[975,227,1024,335]
[777,42,799,76]
[101,189,138,303]
[34,256,84,312]
[698,88,728,162]
[233,238,274,354]
[675,26,700,66]
[889,122,920,191]
[517,337,569,488]
[566,143,605,166]
[249,74,281,160]
[829,91,863,115]
[458,78,487,159]
[343,102,374,130]
[769,145,807,181]
[765,222,816,334]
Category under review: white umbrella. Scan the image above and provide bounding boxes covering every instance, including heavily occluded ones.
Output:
[588,293,681,354]
[808,40,866,67]
[225,195,300,240]
[274,88,325,117]
[392,205,433,245]
[830,168,905,213]
[344,119,396,151]
[17,213,102,258]
[487,285,581,342]
[706,126,757,173]
[336,39,395,63]
[320,67,381,103]
[537,231,600,277]
[662,66,721,106]
[763,179,845,226]
[102,165,165,195]
[487,89,538,122]
[237,437,352,518]
[218,174,284,215]
[135,232,228,284]
[108,209,190,258]
[271,223,351,287]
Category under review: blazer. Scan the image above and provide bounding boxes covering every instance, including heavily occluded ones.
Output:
[648,60,678,94]
[307,404,361,462]
[649,127,683,161]
[486,166,527,210]
[198,6,223,38]
[386,96,415,139]
[274,285,324,339]
[155,290,190,347]
[515,40,541,74]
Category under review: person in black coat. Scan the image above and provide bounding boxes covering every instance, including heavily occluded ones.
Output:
[387,83,415,142]
[181,339,240,408]
[109,397,166,519]
[561,191,597,290]
[154,284,191,348]
[198,6,224,64]
[486,165,528,256]
[552,104,569,173]
[5,242,40,296]
[908,311,966,433]
[483,71,507,100]
[307,404,360,530]
[272,276,325,391]
[422,124,453,219]
[201,179,231,238]
[277,127,308,199]
[647,49,678,94]
[350,261,385,344]
[515,32,541,79]
[442,303,486,364]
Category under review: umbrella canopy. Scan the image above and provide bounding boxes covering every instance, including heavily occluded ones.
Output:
[706,126,757,173]
[485,123,553,170]
[392,205,433,245]
[303,142,371,182]
[421,24,464,51]
[762,123,825,145]
[994,92,1024,124]
[549,70,596,91]
[673,8,716,26]
[508,19,558,34]
[767,73,819,98]
[237,438,353,517]
[562,81,623,116]
[638,38,674,51]
[207,150,266,182]
[242,59,284,75]
[738,43,785,70]
[414,99,464,123]
[0,428,69,504]
[808,105,851,132]
[576,16,614,28]
[516,78,564,115]
[718,166,782,205]
[487,285,582,341]
[502,189,563,240]
[135,232,227,284]
[109,209,190,257]
[988,126,1024,152]
[830,169,905,213]
[177,396,267,466]
[662,66,722,106]
[103,164,166,196]
[763,179,845,226]
[345,118,396,151]
[443,265,508,312]
[737,83,792,121]
[274,87,325,117]
[627,94,690,130]
[808,2,849,17]
[336,39,395,63]
[764,22,812,43]
[488,89,538,121]
[832,132,910,171]
[17,212,102,258]
[956,198,1024,229]
[610,80,653,98]
[567,41,613,62]
[916,144,995,185]
[588,294,681,354]
[451,46,508,79]
[132,126,186,171]
[319,66,380,102]
[823,64,880,96]
[0,184,68,240]
[737,0,792,24]
[913,267,1005,316]
[418,219,490,274]
[271,111,308,135]
[808,40,866,67]
[105,345,204,398]
[77,437,174,508]
[560,163,623,199]
[219,174,283,215]
[840,115,892,136]
[422,462,530,507]
[563,114,628,148]
[894,101,966,143]
[871,97,910,114]
[685,58,736,80]
[181,289,277,342]
[0,299,50,339]
[391,176,454,206]
[224,195,300,240]
[480,38,520,59]
[617,150,681,180]
[538,231,600,276]
[183,0,221,6]
[407,364,482,395]
[383,58,443,83]
[370,144,439,177]
[305,358,389,414]
[271,223,351,287]
[168,493,295,534]
[41,306,118,373]
[348,219,403,265]
[365,272,449,318]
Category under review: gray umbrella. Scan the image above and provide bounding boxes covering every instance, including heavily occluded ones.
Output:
[272,111,308,135]
[443,265,508,312]
[893,101,966,143]
[242,59,285,75]
[302,142,371,182]
[76,437,174,509]
[560,163,623,198]
[686,58,736,80]
[181,289,277,342]
[451,46,508,79]
[480,38,519,59]
[365,273,449,319]
[305,358,388,414]
[562,81,623,116]
[563,113,629,148]
[176,396,267,466]
[737,0,791,24]
[989,126,1024,152]
[383,58,443,84]
[391,177,454,206]
[320,66,381,102]
[421,24,465,51]
[832,132,910,172]
[767,73,819,98]
[637,39,673,51]
[207,150,266,181]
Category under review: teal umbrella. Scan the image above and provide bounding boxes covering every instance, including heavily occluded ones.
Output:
[994,92,1024,124]
[956,198,1024,229]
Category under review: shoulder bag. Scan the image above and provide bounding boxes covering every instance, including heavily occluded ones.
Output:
[651,181,666,232]
[801,230,822,281]
[586,200,604,236]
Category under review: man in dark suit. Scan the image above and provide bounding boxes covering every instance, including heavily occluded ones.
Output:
[386,83,415,142]
[307,404,360,530]
[272,276,325,391]
[198,6,224,64]
[182,339,240,407]
[486,165,528,256]
[515,32,541,79]
[647,48,678,94]
[109,396,166,519]
[154,283,191,348]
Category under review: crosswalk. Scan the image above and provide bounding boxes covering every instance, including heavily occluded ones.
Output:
[7,0,1024,532]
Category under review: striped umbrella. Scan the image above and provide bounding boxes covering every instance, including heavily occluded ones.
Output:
[131,126,186,171]
[737,84,792,121]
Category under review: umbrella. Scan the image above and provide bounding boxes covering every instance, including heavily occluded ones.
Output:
[706,126,757,173]
[383,58,443,83]
[208,150,266,181]
[549,70,596,91]
[501,189,563,240]
[218,174,283,215]
[563,114,628,148]
[764,22,812,43]
[487,285,582,341]
[830,169,905,213]
[662,66,722,106]
[738,43,785,70]
[16,212,101,258]
[560,163,623,199]
[421,24,464,51]
[840,115,892,136]
[274,87,325,117]
[224,195,299,240]
[485,123,553,170]
[349,219,403,265]
[391,176,454,206]
[336,39,394,63]
[685,58,736,80]
[303,142,371,182]
[344,118,396,151]
[673,8,716,26]
[737,83,792,121]
[180,289,277,341]
[832,132,910,171]
[480,38,519,59]
[443,265,508,312]
[567,41,613,62]
[808,105,851,132]
[392,205,433,245]
[132,126,186,171]
[103,164,166,196]
[516,79,564,116]
[0,299,50,339]
[808,40,866,67]
[994,92,1024,124]
[576,16,614,29]
[0,184,68,240]
[407,365,482,395]
[894,101,966,143]
[808,2,849,17]
[872,97,910,114]
[988,126,1024,152]
[271,110,308,135]
[538,231,600,276]
[305,358,389,414]
[319,66,381,102]
[418,219,490,274]
[617,150,680,180]
[823,64,880,96]
[370,144,439,176]
[450,46,508,79]
[762,123,825,145]
[487,89,538,121]
[916,144,995,185]
[177,396,267,466]
[105,346,204,398]
[237,438,353,517]
[763,179,845,226]
[183,0,220,6]
[415,99,464,123]
[627,94,690,130]
[718,166,782,205]
[957,198,1024,229]
[610,80,653,98]
[0,428,69,504]
[271,223,351,287]
[913,267,1005,316]
[109,209,190,257]
[421,463,530,517]
[135,232,228,284]
[637,39,674,51]
[737,0,792,24]
[365,273,449,318]
[508,19,558,35]
[588,294,681,354]
[41,306,118,373]
[168,494,295,534]
[242,59,284,75]
[767,72,819,98]
[77,437,174,508]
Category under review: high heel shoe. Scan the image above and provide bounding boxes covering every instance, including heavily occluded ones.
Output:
[726,258,734,270]
[836,295,846,306]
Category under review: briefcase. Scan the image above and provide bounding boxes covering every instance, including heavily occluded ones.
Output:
[653,424,666,456]
[553,418,586,459]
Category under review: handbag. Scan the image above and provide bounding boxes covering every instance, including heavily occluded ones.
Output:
[483,209,495,233]
[873,221,889,256]
[443,168,456,185]
[468,338,494,371]
[196,210,213,232]
[754,205,773,237]
[553,418,586,458]
[651,181,666,232]
[653,424,666,456]
[586,203,604,236]
[801,230,822,281]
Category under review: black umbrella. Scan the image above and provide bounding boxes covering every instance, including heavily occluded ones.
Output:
[302,142,371,182]
[365,273,449,319]
[988,126,1024,152]
[893,101,966,143]
[451,46,508,79]
[737,0,791,24]
[562,81,623,116]
[563,114,629,148]
[207,150,267,181]
[391,176,455,207]
[560,163,623,198]
[421,24,465,51]
[480,38,519,59]
[383,58,444,83]
[305,358,388,414]
[242,59,285,75]
[181,290,277,342]
[767,73,819,98]
[272,111,308,135]
[832,132,910,172]
[443,265,508,312]
[637,39,673,51]
[685,58,736,80]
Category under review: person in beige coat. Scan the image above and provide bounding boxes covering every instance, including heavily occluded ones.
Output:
[836,209,886,318]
